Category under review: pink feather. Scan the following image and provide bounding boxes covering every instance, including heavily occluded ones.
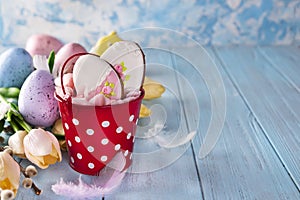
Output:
[52,152,127,199]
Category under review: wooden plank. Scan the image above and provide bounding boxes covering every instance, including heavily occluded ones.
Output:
[12,46,300,199]
[214,46,300,191]
[258,46,300,92]
[16,49,203,199]
[172,46,300,199]
[106,48,203,200]
[17,153,83,200]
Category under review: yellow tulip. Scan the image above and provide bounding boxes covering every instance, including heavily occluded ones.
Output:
[143,77,166,100]
[23,128,62,169]
[51,118,65,137]
[139,104,152,118]
[0,152,20,197]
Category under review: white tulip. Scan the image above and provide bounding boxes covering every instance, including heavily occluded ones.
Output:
[23,128,62,169]
[8,130,27,158]
[0,152,20,197]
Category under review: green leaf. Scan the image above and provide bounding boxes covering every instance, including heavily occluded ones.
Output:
[48,50,55,74]
[0,87,20,99]
[9,102,24,120]
[6,109,13,122]
[0,119,5,133]
[9,118,21,132]
[14,116,32,132]
[6,87,20,98]
[0,88,8,97]
[0,93,8,104]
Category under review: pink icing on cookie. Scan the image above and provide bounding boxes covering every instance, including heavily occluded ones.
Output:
[114,64,123,73]
[114,63,127,81]
[102,85,113,95]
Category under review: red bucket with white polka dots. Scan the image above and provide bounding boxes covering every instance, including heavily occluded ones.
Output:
[55,90,144,175]
[55,53,144,175]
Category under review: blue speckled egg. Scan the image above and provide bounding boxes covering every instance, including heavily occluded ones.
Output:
[0,48,34,88]
[18,70,60,127]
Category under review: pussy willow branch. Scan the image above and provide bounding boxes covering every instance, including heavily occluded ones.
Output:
[0,147,42,196]
[18,162,42,195]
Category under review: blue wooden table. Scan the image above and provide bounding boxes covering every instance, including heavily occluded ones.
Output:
[12,46,300,199]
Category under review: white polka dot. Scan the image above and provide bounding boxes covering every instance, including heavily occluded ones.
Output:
[77,153,82,159]
[87,146,94,152]
[75,136,81,143]
[68,140,72,147]
[102,121,110,128]
[72,118,79,125]
[127,133,132,140]
[132,136,135,143]
[101,138,109,145]
[64,123,69,130]
[88,163,95,169]
[115,144,121,151]
[129,115,134,122]
[116,126,123,134]
[130,153,133,160]
[86,129,94,135]
[136,119,139,125]
[70,157,75,163]
[101,156,108,162]
[124,150,129,157]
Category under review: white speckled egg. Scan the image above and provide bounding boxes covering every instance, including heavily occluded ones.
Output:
[18,70,60,127]
[0,48,34,88]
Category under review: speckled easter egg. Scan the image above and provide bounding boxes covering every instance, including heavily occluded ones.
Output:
[52,43,87,77]
[18,70,59,127]
[25,34,63,57]
[0,48,34,88]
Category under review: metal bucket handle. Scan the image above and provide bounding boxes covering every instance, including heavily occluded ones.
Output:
[58,52,100,97]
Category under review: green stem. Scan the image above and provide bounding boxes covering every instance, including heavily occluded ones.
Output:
[0,93,8,104]
[9,118,21,132]
[0,93,33,133]
[14,117,32,133]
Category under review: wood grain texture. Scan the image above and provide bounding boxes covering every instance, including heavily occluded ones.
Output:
[9,46,300,199]
[106,48,203,200]
[172,47,300,199]
[214,46,300,193]
[17,153,83,200]
[258,46,300,93]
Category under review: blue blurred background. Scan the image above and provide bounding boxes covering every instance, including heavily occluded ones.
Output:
[0,0,299,48]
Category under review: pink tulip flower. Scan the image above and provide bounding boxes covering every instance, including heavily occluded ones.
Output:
[24,128,62,169]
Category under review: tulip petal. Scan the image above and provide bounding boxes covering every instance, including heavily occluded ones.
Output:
[0,152,20,196]
[0,154,5,178]
[24,129,52,156]
[46,131,62,162]
[24,129,62,169]
[33,155,47,166]
[44,146,59,165]
[24,151,50,169]
[8,130,27,156]
[51,119,65,136]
